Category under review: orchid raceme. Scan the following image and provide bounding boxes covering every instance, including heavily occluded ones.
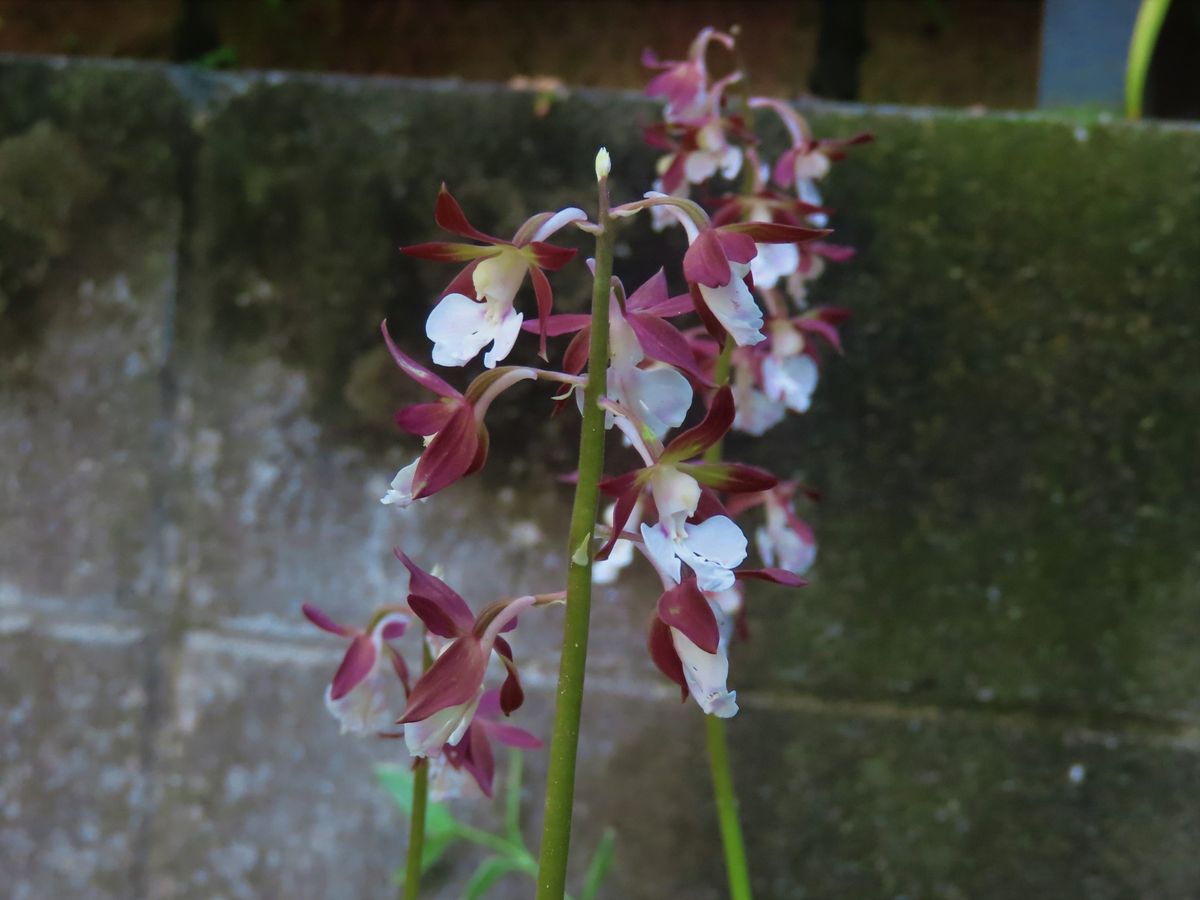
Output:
[401,185,586,366]
[299,24,866,900]
[302,603,410,736]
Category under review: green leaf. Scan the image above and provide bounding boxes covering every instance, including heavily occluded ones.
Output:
[464,856,520,899]
[376,765,459,871]
[1125,0,1172,120]
[579,828,617,900]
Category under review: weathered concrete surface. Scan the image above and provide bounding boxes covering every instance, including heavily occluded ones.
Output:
[2,54,1200,898]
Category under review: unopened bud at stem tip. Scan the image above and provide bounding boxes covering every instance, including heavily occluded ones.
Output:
[595,146,611,181]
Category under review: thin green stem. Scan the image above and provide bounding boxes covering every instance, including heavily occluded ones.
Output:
[702,333,753,900]
[705,716,753,900]
[535,179,615,899]
[402,636,434,900]
[402,759,428,900]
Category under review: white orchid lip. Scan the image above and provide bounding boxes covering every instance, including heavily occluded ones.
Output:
[671,626,738,718]
[641,515,748,593]
[381,460,421,507]
[426,293,524,369]
[698,265,766,346]
[403,689,483,758]
[761,354,818,413]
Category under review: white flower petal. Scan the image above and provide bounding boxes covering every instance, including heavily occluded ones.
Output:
[750,241,800,290]
[684,150,720,185]
[472,252,527,306]
[670,627,738,718]
[324,671,397,737]
[403,690,483,758]
[678,516,747,592]
[698,266,765,346]
[532,207,588,242]
[649,467,702,537]
[763,354,818,413]
[482,309,524,368]
[381,460,420,507]
[640,522,682,585]
[625,365,692,440]
[718,145,743,180]
[426,293,495,367]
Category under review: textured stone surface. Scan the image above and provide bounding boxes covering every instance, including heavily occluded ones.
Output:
[0,59,185,621]
[2,54,1200,899]
[0,622,150,900]
[742,109,1200,721]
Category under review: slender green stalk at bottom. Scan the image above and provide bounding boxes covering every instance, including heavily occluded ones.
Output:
[535,186,615,899]
[402,758,428,900]
[403,636,434,900]
[703,334,754,900]
[705,716,753,900]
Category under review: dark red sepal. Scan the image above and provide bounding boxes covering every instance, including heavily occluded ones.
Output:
[434,184,502,244]
[662,385,734,463]
[647,616,688,702]
[656,580,719,654]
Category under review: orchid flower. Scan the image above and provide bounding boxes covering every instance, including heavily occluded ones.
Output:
[598,387,776,592]
[761,319,819,414]
[393,551,533,758]
[380,321,536,506]
[642,27,735,123]
[593,496,643,585]
[647,567,805,717]
[442,689,542,797]
[302,602,409,736]
[748,97,872,227]
[533,269,706,439]
[646,193,826,346]
[401,185,586,366]
[756,491,818,576]
[731,354,785,436]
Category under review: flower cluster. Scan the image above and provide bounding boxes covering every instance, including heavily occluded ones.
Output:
[301,26,865,808]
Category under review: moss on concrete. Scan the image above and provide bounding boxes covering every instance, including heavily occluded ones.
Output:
[736,110,1200,722]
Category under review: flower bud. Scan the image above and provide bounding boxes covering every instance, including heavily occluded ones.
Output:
[595,146,611,181]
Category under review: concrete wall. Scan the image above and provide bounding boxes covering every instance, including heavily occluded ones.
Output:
[1,55,1199,899]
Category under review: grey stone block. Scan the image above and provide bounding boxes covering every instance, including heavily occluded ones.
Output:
[0,59,187,621]
[0,622,150,900]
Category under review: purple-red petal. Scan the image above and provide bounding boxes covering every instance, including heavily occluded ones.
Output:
[493,636,524,715]
[412,406,480,499]
[302,602,351,637]
[329,634,377,701]
[434,184,502,244]
[394,400,457,437]
[714,229,757,265]
[663,385,735,463]
[656,580,720,654]
[625,269,670,312]
[722,221,829,244]
[528,241,578,272]
[380,320,460,399]
[522,313,591,337]
[627,314,713,386]
[647,617,688,702]
[393,549,475,635]
[399,637,488,723]
[737,567,809,587]
[683,230,733,288]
